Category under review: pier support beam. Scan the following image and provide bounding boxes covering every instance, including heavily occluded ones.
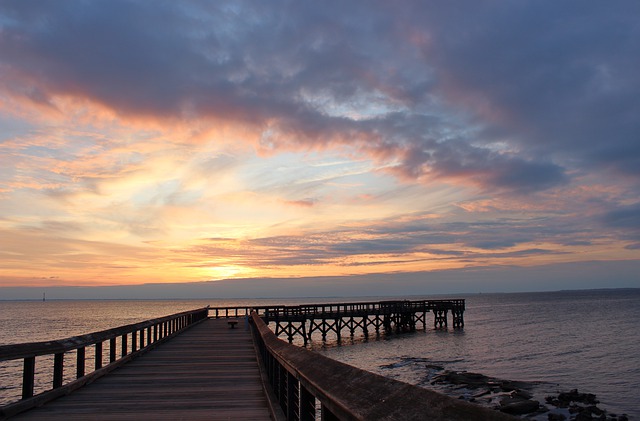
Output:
[434,309,448,329]
[452,309,464,329]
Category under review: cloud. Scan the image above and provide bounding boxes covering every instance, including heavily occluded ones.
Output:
[178,211,607,273]
[602,204,640,229]
[602,204,640,244]
[414,1,640,177]
[5,1,630,194]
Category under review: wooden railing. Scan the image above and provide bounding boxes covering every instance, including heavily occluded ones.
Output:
[258,299,465,321]
[208,306,254,318]
[250,312,513,421]
[207,299,465,321]
[0,307,209,419]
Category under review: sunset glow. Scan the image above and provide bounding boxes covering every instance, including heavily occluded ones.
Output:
[1,1,639,293]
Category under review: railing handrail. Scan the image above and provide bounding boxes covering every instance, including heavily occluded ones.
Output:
[206,299,464,318]
[209,299,465,318]
[249,312,511,421]
[0,307,210,362]
[256,299,465,318]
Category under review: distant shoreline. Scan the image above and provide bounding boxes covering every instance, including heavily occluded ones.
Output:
[1,287,638,302]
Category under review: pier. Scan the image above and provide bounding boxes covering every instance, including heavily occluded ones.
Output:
[10,319,270,420]
[260,299,465,344]
[0,299,515,420]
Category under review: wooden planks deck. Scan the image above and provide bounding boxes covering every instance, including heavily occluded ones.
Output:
[12,319,272,421]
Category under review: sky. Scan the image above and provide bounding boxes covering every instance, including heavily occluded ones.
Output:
[1,1,639,297]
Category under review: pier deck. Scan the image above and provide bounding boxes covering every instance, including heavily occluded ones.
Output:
[12,319,270,421]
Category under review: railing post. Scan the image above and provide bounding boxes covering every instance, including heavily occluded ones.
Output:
[132,331,137,352]
[139,328,145,350]
[271,354,278,390]
[110,338,117,363]
[121,334,128,356]
[22,356,35,399]
[53,352,64,389]
[300,384,315,421]
[279,365,287,409]
[77,347,86,378]
[95,342,103,370]
[287,371,298,420]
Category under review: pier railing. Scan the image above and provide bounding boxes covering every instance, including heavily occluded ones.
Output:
[234,299,465,344]
[0,307,209,419]
[207,299,465,321]
[258,299,465,321]
[250,312,511,421]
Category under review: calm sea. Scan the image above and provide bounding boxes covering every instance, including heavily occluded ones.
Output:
[1,289,638,418]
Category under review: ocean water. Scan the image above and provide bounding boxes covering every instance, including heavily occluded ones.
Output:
[317,289,640,418]
[0,290,638,418]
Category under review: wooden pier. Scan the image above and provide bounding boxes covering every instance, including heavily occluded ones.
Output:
[0,299,514,421]
[260,299,465,344]
[10,319,270,420]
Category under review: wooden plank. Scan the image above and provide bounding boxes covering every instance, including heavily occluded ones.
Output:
[12,319,271,420]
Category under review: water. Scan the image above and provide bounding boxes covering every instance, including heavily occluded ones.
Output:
[317,290,640,418]
[1,290,638,418]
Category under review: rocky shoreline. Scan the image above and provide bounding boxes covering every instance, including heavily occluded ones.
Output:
[430,369,629,420]
[381,359,630,420]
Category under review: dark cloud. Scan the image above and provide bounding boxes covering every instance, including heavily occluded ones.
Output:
[1,0,638,194]
[601,204,640,244]
[411,1,640,177]
[602,204,640,229]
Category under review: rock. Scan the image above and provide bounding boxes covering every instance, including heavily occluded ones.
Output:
[499,397,540,415]
[424,363,444,371]
[431,371,492,388]
[547,414,566,421]
[512,389,533,400]
[472,388,491,398]
[557,389,598,405]
[499,379,532,391]
[574,412,593,421]
[587,405,604,416]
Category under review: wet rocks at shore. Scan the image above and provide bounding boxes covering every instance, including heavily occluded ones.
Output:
[379,358,630,420]
[544,390,629,421]
[430,370,542,416]
[426,369,629,420]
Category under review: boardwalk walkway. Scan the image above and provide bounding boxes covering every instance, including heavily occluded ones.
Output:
[12,319,271,421]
